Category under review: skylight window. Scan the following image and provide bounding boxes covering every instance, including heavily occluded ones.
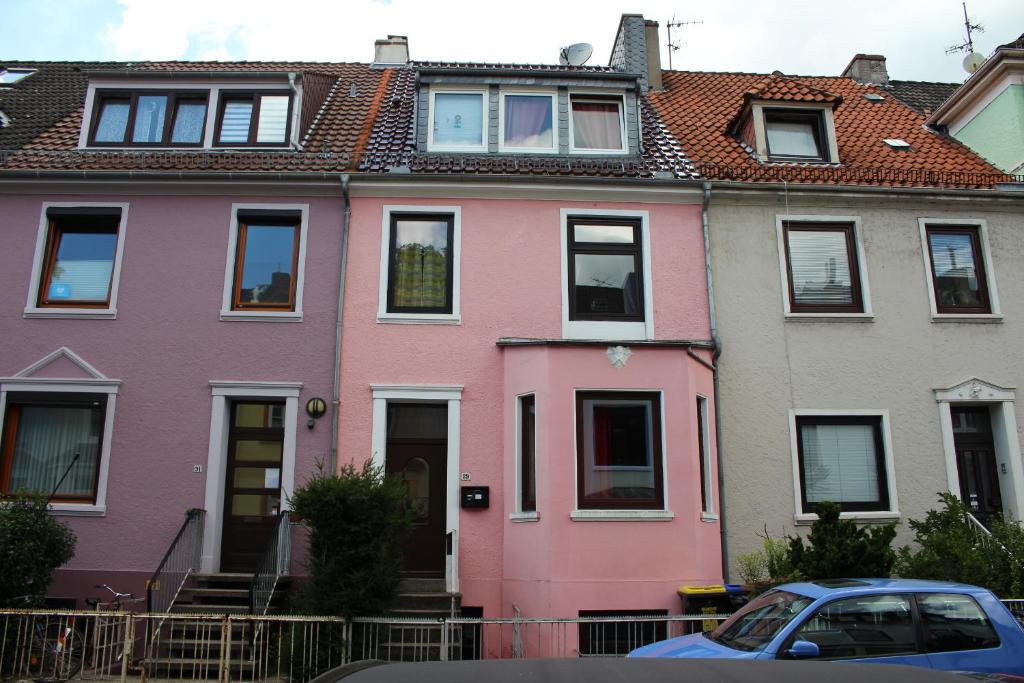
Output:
[863,93,886,101]
[884,138,911,149]
[0,68,35,85]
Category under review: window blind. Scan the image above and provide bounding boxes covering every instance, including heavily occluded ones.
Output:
[788,229,853,306]
[801,422,880,503]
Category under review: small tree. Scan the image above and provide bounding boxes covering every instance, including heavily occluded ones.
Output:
[788,502,896,579]
[290,460,412,617]
[896,492,1024,597]
[0,494,76,607]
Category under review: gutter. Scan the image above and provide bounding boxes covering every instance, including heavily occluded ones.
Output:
[328,174,352,473]
[701,180,729,582]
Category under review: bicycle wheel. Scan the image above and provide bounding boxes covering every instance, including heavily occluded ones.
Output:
[33,618,85,682]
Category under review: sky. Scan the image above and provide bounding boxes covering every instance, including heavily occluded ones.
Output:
[3,0,1021,82]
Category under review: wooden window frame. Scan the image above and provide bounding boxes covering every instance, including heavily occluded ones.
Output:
[385,212,455,315]
[764,108,826,162]
[1,396,106,504]
[925,224,991,315]
[782,221,864,314]
[213,91,293,148]
[575,391,664,511]
[37,214,120,309]
[88,89,209,147]
[566,216,645,323]
[795,415,889,514]
[230,217,301,312]
[519,394,536,513]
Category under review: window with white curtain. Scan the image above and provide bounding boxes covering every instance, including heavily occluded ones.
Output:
[796,415,889,513]
[1,395,106,502]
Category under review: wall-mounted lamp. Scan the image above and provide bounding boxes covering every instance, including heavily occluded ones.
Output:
[305,397,327,429]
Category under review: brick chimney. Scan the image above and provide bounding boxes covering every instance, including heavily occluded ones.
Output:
[610,14,662,90]
[373,35,409,66]
[841,54,889,85]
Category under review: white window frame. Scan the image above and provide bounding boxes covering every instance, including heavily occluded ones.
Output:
[511,392,540,521]
[498,91,558,154]
[369,384,463,593]
[24,202,130,320]
[568,93,628,155]
[560,208,654,340]
[219,203,309,322]
[0,347,120,517]
[79,80,300,150]
[918,218,1002,322]
[788,408,900,524]
[427,88,488,153]
[377,205,462,325]
[0,68,36,86]
[201,380,301,573]
[697,394,717,520]
[775,214,874,321]
[570,388,673,521]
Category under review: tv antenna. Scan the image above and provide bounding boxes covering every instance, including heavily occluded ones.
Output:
[666,15,703,70]
[945,2,984,57]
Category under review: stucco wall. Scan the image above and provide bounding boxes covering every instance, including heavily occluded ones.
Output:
[709,190,1024,578]
[338,195,715,617]
[0,189,340,601]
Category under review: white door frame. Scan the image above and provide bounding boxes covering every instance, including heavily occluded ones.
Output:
[370,384,463,593]
[934,378,1024,522]
[201,381,302,573]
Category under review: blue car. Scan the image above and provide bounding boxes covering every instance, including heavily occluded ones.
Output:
[629,578,1024,675]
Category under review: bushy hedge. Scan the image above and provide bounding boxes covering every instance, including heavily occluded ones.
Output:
[0,494,76,607]
[789,502,897,579]
[290,461,412,617]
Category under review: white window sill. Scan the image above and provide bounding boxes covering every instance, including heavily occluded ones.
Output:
[509,511,540,523]
[930,314,1003,324]
[49,503,106,517]
[24,307,116,320]
[220,311,302,322]
[377,314,461,325]
[794,510,899,526]
[700,512,719,522]
[784,313,873,323]
[563,320,651,341]
[570,509,674,522]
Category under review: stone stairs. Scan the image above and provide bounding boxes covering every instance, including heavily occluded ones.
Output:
[361,578,463,662]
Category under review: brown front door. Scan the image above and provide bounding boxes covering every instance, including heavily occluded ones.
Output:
[952,406,1003,527]
[221,401,285,572]
[384,403,448,577]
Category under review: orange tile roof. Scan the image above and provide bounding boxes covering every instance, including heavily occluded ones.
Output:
[744,73,841,104]
[649,70,1011,188]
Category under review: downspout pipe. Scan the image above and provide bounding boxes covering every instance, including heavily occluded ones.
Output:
[701,180,729,581]
[329,174,352,473]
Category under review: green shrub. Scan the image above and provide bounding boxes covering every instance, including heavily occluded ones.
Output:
[788,502,896,579]
[763,537,793,582]
[896,492,1024,597]
[290,460,412,617]
[0,494,76,607]
[736,551,767,585]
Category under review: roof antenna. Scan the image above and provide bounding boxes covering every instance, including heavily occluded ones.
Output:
[946,2,986,73]
[665,14,703,70]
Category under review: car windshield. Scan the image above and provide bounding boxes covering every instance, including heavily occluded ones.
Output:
[707,590,814,652]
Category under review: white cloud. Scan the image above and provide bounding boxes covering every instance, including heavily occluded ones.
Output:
[104,0,1022,81]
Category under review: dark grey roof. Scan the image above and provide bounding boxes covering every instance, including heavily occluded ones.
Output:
[885,79,960,115]
[0,61,116,149]
[1000,32,1024,49]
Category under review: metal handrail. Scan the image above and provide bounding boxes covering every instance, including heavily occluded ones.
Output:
[146,508,205,614]
[249,511,291,616]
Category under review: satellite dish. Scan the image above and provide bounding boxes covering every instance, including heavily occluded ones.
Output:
[559,43,593,67]
[963,52,985,74]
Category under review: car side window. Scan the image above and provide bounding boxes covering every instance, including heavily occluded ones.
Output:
[917,593,1000,653]
[791,594,917,659]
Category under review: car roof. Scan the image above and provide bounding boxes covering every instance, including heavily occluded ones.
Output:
[776,578,991,600]
[337,658,969,683]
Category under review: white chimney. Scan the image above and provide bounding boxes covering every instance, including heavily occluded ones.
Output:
[374,35,409,65]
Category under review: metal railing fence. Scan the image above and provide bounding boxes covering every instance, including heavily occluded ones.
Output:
[249,512,291,617]
[148,509,206,615]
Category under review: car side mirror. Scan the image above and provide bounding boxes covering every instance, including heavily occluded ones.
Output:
[785,640,820,659]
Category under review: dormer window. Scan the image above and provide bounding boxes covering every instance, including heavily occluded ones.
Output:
[91,91,209,146]
[764,109,826,161]
[0,68,35,85]
[499,92,556,153]
[570,96,626,154]
[429,90,486,152]
[215,92,291,146]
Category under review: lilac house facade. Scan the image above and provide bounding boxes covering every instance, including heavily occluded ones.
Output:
[0,16,726,622]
